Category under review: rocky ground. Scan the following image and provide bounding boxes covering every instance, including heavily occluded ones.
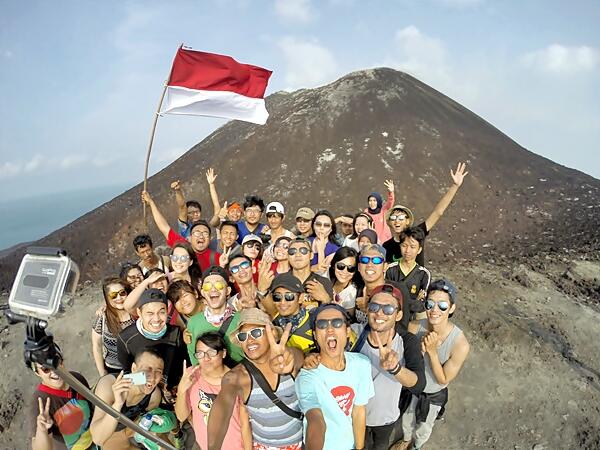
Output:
[0,257,599,450]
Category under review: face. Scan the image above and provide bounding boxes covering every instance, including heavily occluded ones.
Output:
[220,225,238,248]
[368,197,378,209]
[244,206,262,225]
[267,212,283,230]
[314,308,349,358]
[367,293,402,332]
[388,209,410,234]
[35,363,66,389]
[273,287,300,317]
[229,257,253,285]
[339,220,353,237]
[288,242,312,270]
[195,340,225,371]
[425,290,455,325]
[126,268,143,289]
[138,302,167,333]
[189,225,210,252]
[201,274,228,311]
[187,205,202,223]
[243,241,261,260]
[313,215,332,239]
[400,236,422,262]
[354,216,370,234]
[106,283,127,310]
[135,244,154,262]
[296,217,312,235]
[131,353,164,394]
[149,275,168,293]
[273,239,291,261]
[358,249,387,284]
[237,323,269,361]
[228,207,243,222]
[175,291,198,316]
[171,247,192,274]
[334,257,356,284]
[358,236,372,248]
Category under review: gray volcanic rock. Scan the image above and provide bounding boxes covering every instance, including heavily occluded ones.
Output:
[1,68,599,289]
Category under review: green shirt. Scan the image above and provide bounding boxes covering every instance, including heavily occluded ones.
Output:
[186,312,244,364]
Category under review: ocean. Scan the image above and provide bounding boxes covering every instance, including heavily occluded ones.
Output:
[0,183,132,252]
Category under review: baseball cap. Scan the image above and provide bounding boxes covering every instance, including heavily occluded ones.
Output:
[359,243,387,259]
[228,201,242,211]
[229,308,282,341]
[202,265,228,281]
[295,207,315,221]
[370,283,403,309]
[266,202,285,215]
[271,272,304,294]
[139,288,168,308]
[428,279,457,303]
[358,229,378,245]
[242,234,262,246]
[386,205,414,225]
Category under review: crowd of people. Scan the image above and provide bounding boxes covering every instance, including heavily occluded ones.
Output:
[29,163,471,450]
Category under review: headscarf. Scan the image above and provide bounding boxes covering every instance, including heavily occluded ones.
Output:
[367,192,383,214]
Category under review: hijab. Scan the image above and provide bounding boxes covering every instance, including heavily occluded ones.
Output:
[367,192,383,214]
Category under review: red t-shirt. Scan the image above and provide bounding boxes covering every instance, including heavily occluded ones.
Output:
[167,229,221,271]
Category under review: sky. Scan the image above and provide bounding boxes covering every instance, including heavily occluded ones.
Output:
[1,0,599,201]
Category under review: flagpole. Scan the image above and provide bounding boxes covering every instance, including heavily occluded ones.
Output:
[142,45,182,227]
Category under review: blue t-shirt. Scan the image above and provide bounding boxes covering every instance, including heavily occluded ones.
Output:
[308,237,339,266]
[178,219,191,239]
[295,352,374,450]
[236,221,266,243]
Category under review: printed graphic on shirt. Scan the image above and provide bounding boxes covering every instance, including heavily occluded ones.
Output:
[330,385,355,416]
[197,390,218,424]
[53,399,94,449]
[411,284,417,294]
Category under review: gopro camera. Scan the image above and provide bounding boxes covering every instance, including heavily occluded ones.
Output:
[8,247,80,320]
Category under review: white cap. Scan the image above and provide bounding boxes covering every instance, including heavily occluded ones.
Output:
[265,201,285,215]
[242,234,262,246]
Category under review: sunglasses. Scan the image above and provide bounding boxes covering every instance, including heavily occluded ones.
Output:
[314,221,332,228]
[335,262,356,273]
[237,327,265,342]
[266,213,282,219]
[389,214,407,221]
[201,281,226,292]
[230,260,251,274]
[288,247,310,256]
[315,318,346,330]
[275,242,290,250]
[368,302,397,316]
[425,299,450,312]
[108,289,127,300]
[244,242,261,250]
[359,256,384,265]
[194,349,219,359]
[170,254,191,263]
[273,292,297,302]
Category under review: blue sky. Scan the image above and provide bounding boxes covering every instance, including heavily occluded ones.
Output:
[1,0,599,200]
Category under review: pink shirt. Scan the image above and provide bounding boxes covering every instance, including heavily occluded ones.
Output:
[364,191,394,243]
[185,367,244,449]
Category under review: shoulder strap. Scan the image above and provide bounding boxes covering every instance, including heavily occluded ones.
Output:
[241,360,303,420]
[209,251,216,266]
[38,383,84,400]
[218,315,234,336]
[351,324,370,353]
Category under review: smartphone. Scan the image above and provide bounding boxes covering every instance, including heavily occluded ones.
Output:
[123,372,147,385]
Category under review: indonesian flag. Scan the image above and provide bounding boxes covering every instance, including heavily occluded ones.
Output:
[161,47,272,125]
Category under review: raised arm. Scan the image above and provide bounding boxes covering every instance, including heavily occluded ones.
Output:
[206,168,222,227]
[123,271,163,314]
[141,190,171,239]
[423,331,470,385]
[424,162,468,231]
[382,180,395,211]
[207,369,245,450]
[171,180,188,224]
[90,374,131,446]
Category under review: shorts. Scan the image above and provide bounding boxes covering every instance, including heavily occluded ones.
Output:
[253,442,302,450]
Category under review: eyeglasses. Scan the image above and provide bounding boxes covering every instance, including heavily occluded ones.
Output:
[273,292,297,302]
[425,299,450,312]
[359,256,384,265]
[244,242,261,250]
[201,281,226,292]
[245,208,262,215]
[170,254,191,263]
[275,242,290,249]
[191,230,210,237]
[368,302,397,316]
[230,260,251,274]
[236,327,265,342]
[194,349,219,359]
[315,318,346,330]
[288,247,310,256]
[335,262,356,273]
[314,221,331,228]
[108,289,127,300]
[127,273,143,281]
[389,214,407,221]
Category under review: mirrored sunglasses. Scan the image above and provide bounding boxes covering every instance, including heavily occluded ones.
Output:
[273,292,297,302]
[425,299,450,312]
[201,281,226,292]
[230,260,251,274]
[359,256,384,265]
[288,247,310,256]
[315,318,345,330]
[389,214,407,221]
[368,302,397,316]
[108,289,127,300]
[170,254,191,263]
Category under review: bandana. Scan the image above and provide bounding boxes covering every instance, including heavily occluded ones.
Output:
[367,192,383,214]
[136,318,167,340]
[274,307,307,332]
[204,305,234,326]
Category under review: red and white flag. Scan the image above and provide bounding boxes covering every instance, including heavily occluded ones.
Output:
[161,47,272,125]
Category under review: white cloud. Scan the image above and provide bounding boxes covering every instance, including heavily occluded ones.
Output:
[0,161,22,179]
[522,44,599,74]
[278,36,338,89]
[24,154,44,173]
[274,0,314,23]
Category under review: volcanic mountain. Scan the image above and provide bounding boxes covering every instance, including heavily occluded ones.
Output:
[0,68,599,289]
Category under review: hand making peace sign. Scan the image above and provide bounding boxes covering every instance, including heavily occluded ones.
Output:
[266,322,294,374]
[36,397,53,432]
[374,331,400,373]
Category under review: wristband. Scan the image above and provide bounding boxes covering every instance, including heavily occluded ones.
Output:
[387,362,402,376]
